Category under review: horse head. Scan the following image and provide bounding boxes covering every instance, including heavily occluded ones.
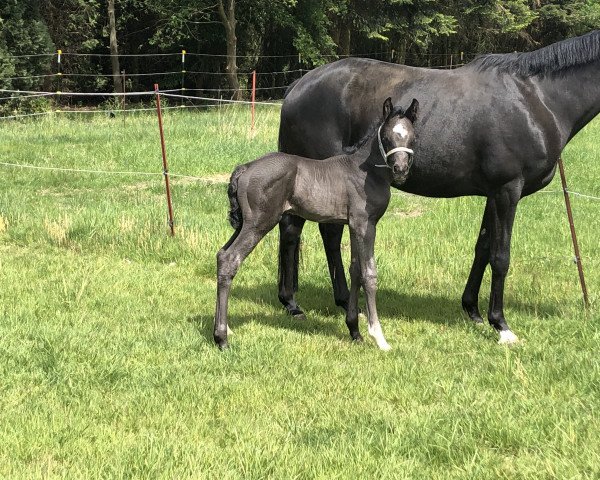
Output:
[378,97,418,184]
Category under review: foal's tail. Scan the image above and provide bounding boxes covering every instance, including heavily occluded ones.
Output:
[227,164,248,230]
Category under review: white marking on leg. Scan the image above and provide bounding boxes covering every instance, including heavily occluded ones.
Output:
[227,325,233,335]
[498,329,519,345]
[368,323,392,351]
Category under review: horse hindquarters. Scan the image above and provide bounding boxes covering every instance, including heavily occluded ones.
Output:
[215,163,291,348]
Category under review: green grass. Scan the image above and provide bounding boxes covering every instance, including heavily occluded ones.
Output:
[1,107,599,479]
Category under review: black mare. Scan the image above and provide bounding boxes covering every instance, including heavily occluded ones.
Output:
[277,30,600,344]
[214,98,418,349]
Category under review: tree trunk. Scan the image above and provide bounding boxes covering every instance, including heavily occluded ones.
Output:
[339,23,351,57]
[107,0,123,94]
[217,0,241,100]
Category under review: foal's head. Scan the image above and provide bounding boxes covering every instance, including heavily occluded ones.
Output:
[378,97,418,184]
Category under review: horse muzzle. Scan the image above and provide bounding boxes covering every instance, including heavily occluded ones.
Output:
[391,161,411,183]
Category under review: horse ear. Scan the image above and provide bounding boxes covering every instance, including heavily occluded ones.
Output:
[405,98,419,123]
[382,97,393,118]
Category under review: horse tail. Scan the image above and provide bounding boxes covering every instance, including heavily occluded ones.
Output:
[227,164,247,230]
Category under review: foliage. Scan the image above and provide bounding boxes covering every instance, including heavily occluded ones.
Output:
[0,1,599,99]
[0,0,54,113]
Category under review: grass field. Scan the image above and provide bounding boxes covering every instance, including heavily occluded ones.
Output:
[1,106,599,479]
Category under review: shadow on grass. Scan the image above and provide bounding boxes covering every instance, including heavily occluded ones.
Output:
[190,281,560,344]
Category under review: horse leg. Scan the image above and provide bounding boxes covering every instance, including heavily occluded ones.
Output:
[462,200,492,323]
[345,250,363,342]
[487,181,523,344]
[215,225,269,349]
[277,214,306,318]
[319,223,350,310]
[350,222,391,351]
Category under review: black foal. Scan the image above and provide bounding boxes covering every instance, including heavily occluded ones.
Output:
[214,97,418,349]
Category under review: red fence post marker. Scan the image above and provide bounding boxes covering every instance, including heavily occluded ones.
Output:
[154,83,175,236]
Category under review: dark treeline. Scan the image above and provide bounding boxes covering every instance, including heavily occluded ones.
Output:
[1,0,600,103]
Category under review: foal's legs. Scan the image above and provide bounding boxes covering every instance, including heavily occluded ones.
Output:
[319,223,350,310]
[349,222,391,351]
[215,224,274,349]
[462,200,492,323]
[277,214,306,318]
[346,251,363,342]
[487,181,522,344]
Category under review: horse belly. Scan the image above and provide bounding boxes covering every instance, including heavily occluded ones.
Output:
[289,175,349,223]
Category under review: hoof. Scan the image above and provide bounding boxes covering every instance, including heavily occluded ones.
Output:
[351,333,364,343]
[498,330,519,345]
[292,311,306,321]
[378,341,392,352]
[214,335,229,350]
[463,304,484,324]
[286,305,305,320]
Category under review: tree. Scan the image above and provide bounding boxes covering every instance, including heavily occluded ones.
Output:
[107,0,123,93]
[41,0,103,93]
[217,0,241,100]
[0,0,54,90]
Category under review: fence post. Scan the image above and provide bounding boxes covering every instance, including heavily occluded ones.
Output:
[181,49,186,106]
[251,70,256,131]
[121,69,126,125]
[56,49,62,107]
[558,157,589,308]
[154,83,175,236]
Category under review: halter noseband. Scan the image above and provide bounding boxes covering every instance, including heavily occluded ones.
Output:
[375,124,414,169]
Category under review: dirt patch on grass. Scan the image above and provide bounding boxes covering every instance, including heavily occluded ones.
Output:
[195,173,229,184]
[389,206,424,219]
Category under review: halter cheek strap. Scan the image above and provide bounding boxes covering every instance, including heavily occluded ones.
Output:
[375,125,414,169]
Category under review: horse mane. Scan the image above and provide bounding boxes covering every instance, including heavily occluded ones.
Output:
[466,29,600,77]
[343,106,405,154]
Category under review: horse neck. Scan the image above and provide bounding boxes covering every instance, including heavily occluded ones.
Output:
[358,132,394,182]
[536,60,600,144]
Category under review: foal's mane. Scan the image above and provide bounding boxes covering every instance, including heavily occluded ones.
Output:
[467,29,600,77]
[343,106,405,154]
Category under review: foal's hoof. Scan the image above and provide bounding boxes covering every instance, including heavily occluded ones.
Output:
[498,330,519,345]
[214,336,229,350]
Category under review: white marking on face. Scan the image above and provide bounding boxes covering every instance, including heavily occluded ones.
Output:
[498,330,519,345]
[392,122,409,138]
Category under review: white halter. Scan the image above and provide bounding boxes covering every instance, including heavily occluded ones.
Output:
[375,124,414,169]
